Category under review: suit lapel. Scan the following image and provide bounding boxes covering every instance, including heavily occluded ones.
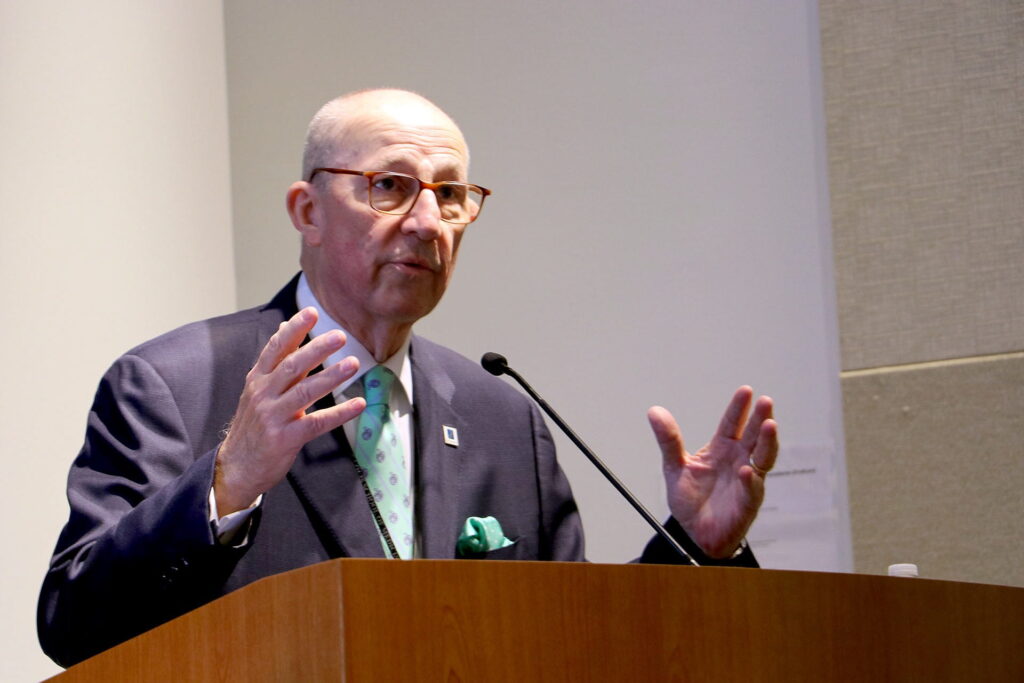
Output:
[286,410,386,559]
[411,337,466,559]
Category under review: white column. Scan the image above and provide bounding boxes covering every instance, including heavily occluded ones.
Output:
[0,2,235,678]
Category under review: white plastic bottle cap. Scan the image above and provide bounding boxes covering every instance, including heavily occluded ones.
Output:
[887,563,919,578]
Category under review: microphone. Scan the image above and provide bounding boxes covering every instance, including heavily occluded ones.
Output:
[481,352,697,565]
[480,351,508,376]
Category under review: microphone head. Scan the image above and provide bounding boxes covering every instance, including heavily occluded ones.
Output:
[480,352,509,376]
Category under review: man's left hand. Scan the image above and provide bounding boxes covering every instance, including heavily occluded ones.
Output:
[648,386,778,559]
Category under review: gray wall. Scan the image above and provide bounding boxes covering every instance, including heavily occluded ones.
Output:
[820,1,1024,584]
[223,0,848,569]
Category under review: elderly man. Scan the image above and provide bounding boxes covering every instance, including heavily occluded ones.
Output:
[39,89,778,667]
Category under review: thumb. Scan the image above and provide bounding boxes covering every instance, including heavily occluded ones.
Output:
[648,406,685,469]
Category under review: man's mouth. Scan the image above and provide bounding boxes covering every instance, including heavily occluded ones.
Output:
[390,255,438,272]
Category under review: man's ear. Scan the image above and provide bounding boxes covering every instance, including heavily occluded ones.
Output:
[286,181,322,246]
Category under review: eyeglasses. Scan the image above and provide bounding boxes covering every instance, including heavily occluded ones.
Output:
[308,168,491,225]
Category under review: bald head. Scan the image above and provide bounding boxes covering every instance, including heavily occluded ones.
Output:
[302,89,468,182]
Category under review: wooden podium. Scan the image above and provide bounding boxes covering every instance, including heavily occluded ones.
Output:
[52,559,1024,681]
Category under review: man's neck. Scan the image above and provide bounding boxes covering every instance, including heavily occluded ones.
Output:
[296,272,411,363]
[330,315,410,363]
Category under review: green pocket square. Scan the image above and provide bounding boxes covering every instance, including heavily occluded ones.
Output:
[456,516,515,556]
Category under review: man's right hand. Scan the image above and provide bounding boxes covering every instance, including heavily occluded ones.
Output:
[213,307,365,515]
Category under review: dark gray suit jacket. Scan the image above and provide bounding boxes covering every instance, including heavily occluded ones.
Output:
[39,276,754,667]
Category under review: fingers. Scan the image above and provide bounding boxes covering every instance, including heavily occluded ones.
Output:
[278,355,360,416]
[747,418,779,477]
[253,307,319,375]
[266,328,348,396]
[715,386,754,440]
[252,310,363,436]
[733,392,777,477]
[739,395,774,452]
[713,387,778,477]
[295,396,366,444]
[648,405,685,468]
[253,307,352,401]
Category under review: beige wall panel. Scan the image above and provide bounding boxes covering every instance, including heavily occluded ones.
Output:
[820,1,1024,370]
[843,353,1024,586]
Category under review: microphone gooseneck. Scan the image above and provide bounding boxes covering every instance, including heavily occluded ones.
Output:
[480,352,696,565]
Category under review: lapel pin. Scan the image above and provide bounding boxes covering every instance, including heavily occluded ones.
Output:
[442,425,459,447]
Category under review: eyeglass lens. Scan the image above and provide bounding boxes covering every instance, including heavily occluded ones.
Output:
[370,173,483,223]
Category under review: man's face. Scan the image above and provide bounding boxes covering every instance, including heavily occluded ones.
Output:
[305,104,470,336]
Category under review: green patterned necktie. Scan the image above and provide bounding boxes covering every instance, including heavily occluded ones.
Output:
[353,365,413,559]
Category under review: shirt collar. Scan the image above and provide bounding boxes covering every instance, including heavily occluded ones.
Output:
[295,272,413,406]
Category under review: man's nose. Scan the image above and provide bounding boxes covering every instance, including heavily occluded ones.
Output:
[400,188,443,240]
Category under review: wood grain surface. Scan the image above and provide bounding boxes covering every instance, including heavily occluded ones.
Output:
[51,559,1024,682]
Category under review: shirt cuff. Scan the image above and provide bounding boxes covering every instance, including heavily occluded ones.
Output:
[208,487,262,547]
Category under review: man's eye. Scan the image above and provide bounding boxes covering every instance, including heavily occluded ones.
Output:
[437,184,465,202]
[374,176,399,192]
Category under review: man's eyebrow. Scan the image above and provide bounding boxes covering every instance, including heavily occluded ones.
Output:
[372,155,411,170]
[432,165,465,181]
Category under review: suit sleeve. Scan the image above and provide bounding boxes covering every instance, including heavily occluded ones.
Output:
[637,517,759,567]
[38,354,251,667]
[529,401,586,561]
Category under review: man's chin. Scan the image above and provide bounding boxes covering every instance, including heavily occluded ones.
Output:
[374,293,443,326]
